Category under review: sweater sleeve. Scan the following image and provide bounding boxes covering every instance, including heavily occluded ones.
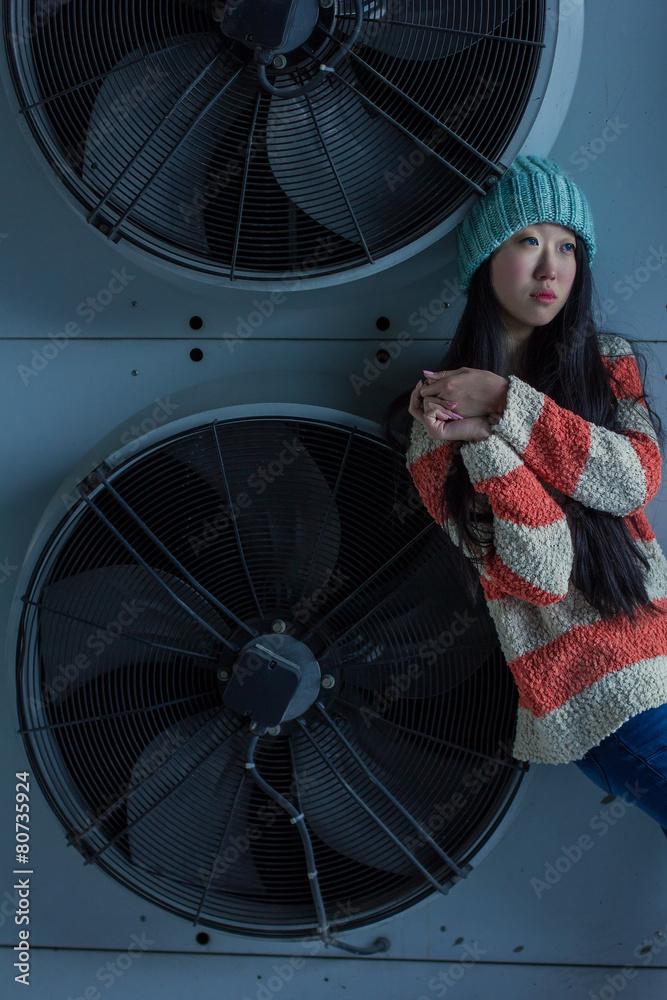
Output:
[487,335,661,516]
[406,420,573,606]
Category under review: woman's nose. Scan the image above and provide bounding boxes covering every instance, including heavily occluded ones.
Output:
[534,252,557,280]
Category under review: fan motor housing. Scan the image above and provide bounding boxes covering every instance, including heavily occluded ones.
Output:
[220,0,322,57]
[222,632,322,726]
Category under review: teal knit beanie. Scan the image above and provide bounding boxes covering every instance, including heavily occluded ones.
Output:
[456,154,596,294]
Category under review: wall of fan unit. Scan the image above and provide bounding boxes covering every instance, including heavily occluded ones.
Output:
[1,0,667,998]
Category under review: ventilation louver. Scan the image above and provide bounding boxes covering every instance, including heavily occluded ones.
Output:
[6,0,546,284]
[17,416,525,945]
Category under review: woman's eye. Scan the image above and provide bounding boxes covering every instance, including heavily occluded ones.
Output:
[521,237,576,251]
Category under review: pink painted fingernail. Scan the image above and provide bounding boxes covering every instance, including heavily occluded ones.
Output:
[422,370,435,376]
[451,413,464,419]
[415,379,422,388]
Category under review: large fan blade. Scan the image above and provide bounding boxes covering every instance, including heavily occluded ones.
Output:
[342,0,524,61]
[169,423,342,610]
[336,642,497,707]
[39,565,227,704]
[327,617,496,695]
[82,36,249,251]
[127,711,267,892]
[292,714,471,875]
[267,63,446,244]
[319,534,495,694]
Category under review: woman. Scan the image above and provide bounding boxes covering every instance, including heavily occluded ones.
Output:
[383,155,667,833]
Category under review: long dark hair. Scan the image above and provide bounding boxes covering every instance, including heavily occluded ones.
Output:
[383,242,666,624]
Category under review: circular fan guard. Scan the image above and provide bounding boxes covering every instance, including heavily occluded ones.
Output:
[16,415,526,940]
[5,0,547,284]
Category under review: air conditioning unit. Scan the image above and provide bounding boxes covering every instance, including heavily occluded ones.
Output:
[2,1,667,997]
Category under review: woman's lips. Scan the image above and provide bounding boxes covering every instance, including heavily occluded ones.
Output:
[531,291,556,302]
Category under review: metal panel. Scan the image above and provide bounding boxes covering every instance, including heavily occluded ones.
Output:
[0,0,666,995]
[3,949,667,1000]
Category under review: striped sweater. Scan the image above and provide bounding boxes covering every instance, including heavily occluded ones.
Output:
[406,333,667,764]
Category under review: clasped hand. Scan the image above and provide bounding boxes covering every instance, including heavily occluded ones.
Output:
[408,367,510,443]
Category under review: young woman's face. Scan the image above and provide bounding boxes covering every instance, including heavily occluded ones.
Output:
[489,222,578,341]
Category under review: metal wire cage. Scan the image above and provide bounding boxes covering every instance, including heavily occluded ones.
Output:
[4,0,546,284]
[16,415,526,941]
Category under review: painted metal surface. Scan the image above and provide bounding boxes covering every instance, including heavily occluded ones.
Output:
[0,0,666,995]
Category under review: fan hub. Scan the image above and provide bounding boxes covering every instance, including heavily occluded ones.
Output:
[219,0,321,59]
[222,633,322,727]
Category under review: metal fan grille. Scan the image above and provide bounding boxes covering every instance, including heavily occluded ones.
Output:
[17,416,526,937]
[5,0,546,284]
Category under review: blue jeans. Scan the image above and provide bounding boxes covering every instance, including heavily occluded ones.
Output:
[572,703,667,837]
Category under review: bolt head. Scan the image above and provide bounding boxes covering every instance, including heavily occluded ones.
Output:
[321,675,335,689]
[217,668,229,681]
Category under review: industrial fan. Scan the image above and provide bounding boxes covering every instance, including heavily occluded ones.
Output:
[16,415,526,946]
[5,0,546,282]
